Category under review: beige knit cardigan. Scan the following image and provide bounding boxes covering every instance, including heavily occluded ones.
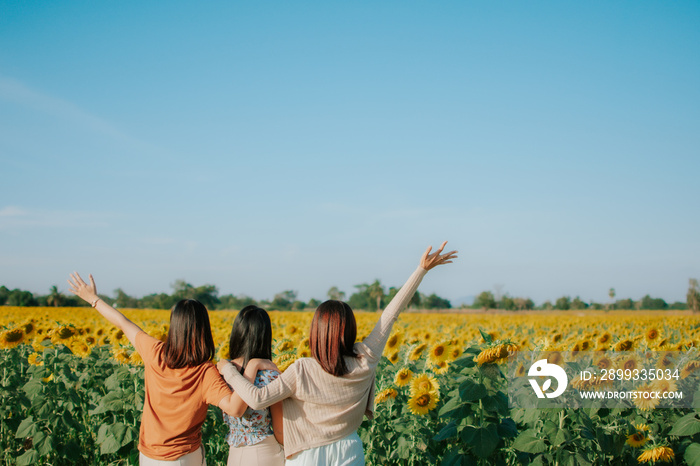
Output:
[219,266,428,459]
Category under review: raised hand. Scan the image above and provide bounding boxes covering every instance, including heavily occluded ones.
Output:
[67,272,99,305]
[420,241,458,271]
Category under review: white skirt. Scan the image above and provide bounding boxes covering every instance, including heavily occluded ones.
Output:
[286,432,364,466]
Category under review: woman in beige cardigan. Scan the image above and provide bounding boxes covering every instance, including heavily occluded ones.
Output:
[218,241,457,465]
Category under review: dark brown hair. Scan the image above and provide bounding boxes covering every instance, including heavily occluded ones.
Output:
[310,300,358,376]
[228,305,272,372]
[163,299,215,369]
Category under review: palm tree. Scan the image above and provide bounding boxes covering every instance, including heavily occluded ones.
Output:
[368,280,385,312]
[46,285,63,307]
[607,288,616,312]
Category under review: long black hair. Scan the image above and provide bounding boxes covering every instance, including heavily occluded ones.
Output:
[228,305,272,372]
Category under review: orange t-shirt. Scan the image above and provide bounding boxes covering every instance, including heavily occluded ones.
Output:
[134,331,232,460]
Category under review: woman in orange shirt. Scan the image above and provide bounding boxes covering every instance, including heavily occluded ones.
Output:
[68,272,256,466]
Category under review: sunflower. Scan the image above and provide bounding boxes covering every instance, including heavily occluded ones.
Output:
[275,339,294,353]
[626,431,648,448]
[68,338,91,358]
[632,384,660,411]
[427,341,450,366]
[681,360,700,379]
[50,325,76,345]
[475,343,517,366]
[387,351,400,365]
[619,355,640,372]
[27,353,43,366]
[375,387,398,404]
[297,347,310,358]
[21,320,36,338]
[651,378,677,395]
[410,373,439,396]
[614,339,634,352]
[31,336,50,352]
[42,373,54,383]
[515,363,526,377]
[384,331,403,355]
[0,327,25,349]
[217,343,229,361]
[448,345,463,361]
[394,367,414,387]
[433,360,450,375]
[111,347,131,365]
[408,343,428,361]
[637,445,674,463]
[655,352,675,370]
[284,324,300,338]
[273,351,297,372]
[407,391,439,415]
[595,355,613,370]
[129,351,144,365]
[546,351,564,366]
[645,328,660,344]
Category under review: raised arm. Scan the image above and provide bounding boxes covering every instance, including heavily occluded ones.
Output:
[362,241,457,356]
[67,272,143,346]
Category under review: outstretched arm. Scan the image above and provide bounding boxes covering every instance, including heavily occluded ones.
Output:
[362,241,457,358]
[217,358,295,410]
[68,272,143,346]
[218,361,263,417]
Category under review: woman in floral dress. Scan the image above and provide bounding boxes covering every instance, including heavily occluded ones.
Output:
[222,305,284,466]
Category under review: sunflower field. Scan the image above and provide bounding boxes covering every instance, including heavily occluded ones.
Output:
[2,306,700,465]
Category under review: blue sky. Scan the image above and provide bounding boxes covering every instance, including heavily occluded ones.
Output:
[1,1,698,305]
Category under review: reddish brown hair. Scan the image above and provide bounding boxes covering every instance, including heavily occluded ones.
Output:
[310,300,358,376]
[163,299,215,369]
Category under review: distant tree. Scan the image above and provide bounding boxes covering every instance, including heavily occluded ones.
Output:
[170,280,220,309]
[368,280,385,312]
[291,300,306,311]
[474,291,496,311]
[669,301,687,310]
[409,289,421,308]
[422,293,451,310]
[46,285,64,307]
[113,288,138,309]
[271,290,298,310]
[640,295,668,310]
[499,295,515,311]
[307,298,321,309]
[616,298,634,310]
[514,298,534,311]
[7,289,38,307]
[0,285,9,305]
[540,301,553,310]
[327,286,346,301]
[607,288,615,311]
[688,279,700,313]
[590,302,604,310]
[349,283,371,310]
[140,293,175,310]
[555,296,571,310]
[571,296,588,310]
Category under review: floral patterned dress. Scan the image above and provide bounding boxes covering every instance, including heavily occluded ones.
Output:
[223,369,280,447]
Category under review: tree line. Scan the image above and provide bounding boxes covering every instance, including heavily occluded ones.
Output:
[471,279,700,312]
[0,278,451,311]
[3,278,698,312]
